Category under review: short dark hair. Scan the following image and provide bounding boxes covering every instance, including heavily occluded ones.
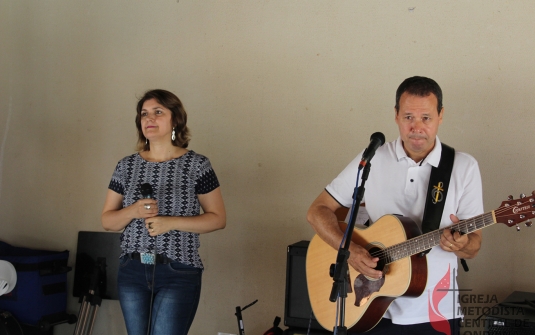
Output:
[135,89,191,151]
[395,76,443,114]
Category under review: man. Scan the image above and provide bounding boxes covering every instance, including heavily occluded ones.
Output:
[307,76,483,334]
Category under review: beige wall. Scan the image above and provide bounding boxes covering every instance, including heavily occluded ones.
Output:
[2,1,535,334]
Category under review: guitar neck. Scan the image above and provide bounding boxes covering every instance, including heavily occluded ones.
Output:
[379,212,495,263]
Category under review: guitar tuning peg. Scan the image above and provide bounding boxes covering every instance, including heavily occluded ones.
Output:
[508,195,514,200]
[520,193,526,199]
[525,220,533,228]
[516,224,521,231]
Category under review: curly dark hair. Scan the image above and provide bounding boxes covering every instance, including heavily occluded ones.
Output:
[135,89,191,151]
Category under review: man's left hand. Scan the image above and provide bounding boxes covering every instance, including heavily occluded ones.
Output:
[439,214,482,259]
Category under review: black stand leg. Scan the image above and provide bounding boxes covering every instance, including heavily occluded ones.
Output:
[73,292,102,335]
[73,257,106,335]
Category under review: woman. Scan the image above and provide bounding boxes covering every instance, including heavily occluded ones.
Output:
[101,89,226,335]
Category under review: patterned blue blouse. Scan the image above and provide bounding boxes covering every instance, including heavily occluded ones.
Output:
[108,150,220,269]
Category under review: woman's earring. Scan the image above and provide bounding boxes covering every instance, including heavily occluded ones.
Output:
[145,138,148,145]
[171,128,176,141]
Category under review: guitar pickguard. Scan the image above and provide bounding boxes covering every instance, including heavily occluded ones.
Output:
[354,274,386,307]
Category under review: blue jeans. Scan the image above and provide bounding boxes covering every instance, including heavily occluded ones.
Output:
[118,255,202,335]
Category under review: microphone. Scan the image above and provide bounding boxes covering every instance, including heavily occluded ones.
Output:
[358,132,385,170]
[140,183,154,199]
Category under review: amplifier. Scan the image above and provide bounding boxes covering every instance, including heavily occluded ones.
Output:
[485,291,535,335]
[284,241,330,333]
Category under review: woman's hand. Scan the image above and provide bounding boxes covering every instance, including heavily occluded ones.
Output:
[134,198,159,219]
[102,189,159,231]
[145,216,171,236]
[143,188,226,236]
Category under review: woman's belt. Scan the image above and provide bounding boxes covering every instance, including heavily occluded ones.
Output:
[129,252,172,265]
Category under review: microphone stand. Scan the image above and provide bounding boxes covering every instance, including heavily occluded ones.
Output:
[234,299,257,335]
[329,162,371,335]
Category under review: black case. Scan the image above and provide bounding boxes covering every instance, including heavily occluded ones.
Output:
[0,241,70,326]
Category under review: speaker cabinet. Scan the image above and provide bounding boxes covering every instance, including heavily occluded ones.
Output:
[485,291,535,334]
[284,241,330,333]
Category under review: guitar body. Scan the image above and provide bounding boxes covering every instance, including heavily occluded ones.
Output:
[306,215,428,333]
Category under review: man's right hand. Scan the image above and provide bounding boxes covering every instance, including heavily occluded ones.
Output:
[307,190,383,279]
[348,243,382,279]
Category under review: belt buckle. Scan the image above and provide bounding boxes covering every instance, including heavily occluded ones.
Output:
[140,252,155,265]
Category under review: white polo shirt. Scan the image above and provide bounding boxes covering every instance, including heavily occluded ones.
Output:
[326,136,484,324]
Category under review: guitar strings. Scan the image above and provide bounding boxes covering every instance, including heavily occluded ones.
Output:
[367,213,491,261]
[365,194,534,262]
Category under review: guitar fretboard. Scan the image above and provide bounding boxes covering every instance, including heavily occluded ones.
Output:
[373,212,495,264]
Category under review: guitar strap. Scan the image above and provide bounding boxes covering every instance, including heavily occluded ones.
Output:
[419,144,461,266]
[421,143,455,235]
[420,143,470,271]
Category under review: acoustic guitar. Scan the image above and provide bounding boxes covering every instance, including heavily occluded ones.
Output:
[306,193,535,333]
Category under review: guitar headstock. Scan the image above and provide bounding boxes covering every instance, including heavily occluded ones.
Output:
[496,192,535,229]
